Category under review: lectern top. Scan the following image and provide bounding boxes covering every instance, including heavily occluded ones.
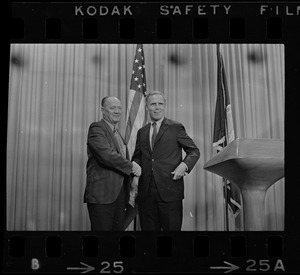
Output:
[204,138,284,169]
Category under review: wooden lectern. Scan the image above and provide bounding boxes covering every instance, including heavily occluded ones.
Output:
[203,138,284,231]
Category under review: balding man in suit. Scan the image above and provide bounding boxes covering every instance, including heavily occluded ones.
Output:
[132,91,200,231]
[84,96,141,231]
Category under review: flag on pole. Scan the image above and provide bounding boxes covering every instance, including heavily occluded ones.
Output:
[124,44,147,230]
[125,44,148,156]
[213,44,242,227]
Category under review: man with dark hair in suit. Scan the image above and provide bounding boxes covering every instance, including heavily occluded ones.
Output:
[132,91,200,231]
[84,96,141,231]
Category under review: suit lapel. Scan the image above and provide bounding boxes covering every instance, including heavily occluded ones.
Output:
[144,123,151,153]
[153,118,168,149]
[101,119,121,154]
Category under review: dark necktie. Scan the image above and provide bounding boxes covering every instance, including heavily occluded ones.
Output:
[114,128,126,158]
[151,122,157,150]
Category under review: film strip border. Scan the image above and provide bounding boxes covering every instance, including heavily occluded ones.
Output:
[10,2,300,42]
[5,1,300,274]
[4,232,299,273]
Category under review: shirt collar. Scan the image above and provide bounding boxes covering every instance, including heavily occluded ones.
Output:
[103,119,117,131]
[150,116,164,126]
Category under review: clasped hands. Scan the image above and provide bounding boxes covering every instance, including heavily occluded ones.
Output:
[131,161,142,177]
[171,162,188,180]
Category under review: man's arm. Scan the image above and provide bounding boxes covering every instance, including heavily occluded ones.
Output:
[176,123,200,173]
[131,129,142,166]
[87,123,133,175]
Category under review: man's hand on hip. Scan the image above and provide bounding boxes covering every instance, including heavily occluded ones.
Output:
[171,162,188,180]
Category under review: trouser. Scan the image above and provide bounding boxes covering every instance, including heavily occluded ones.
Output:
[87,186,126,231]
[138,175,183,231]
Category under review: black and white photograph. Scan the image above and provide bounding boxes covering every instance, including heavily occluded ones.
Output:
[7,43,284,231]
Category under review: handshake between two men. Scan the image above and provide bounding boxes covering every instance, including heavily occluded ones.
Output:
[131,161,142,177]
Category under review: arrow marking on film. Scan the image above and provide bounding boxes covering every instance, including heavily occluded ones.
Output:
[210,261,239,273]
[67,262,95,273]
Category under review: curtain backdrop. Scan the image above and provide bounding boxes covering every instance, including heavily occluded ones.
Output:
[7,44,284,231]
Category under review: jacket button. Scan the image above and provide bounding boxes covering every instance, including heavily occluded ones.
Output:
[152,159,154,161]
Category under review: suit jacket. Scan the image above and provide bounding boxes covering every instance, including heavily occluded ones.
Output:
[132,118,200,202]
[84,119,132,204]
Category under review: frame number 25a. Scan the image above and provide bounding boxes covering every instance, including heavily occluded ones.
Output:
[245,259,285,272]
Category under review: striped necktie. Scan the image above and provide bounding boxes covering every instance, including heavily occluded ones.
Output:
[114,128,126,158]
[151,122,157,150]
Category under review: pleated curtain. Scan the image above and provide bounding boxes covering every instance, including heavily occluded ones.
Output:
[7,44,284,231]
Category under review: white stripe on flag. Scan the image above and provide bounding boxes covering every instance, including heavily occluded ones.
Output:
[126,90,135,121]
[126,91,146,158]
[226,104,235,143]
[213,136,225,149]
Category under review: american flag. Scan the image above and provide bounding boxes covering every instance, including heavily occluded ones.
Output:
[124,44,147,221]
[213,44,242,222]
[125,44,147,157]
